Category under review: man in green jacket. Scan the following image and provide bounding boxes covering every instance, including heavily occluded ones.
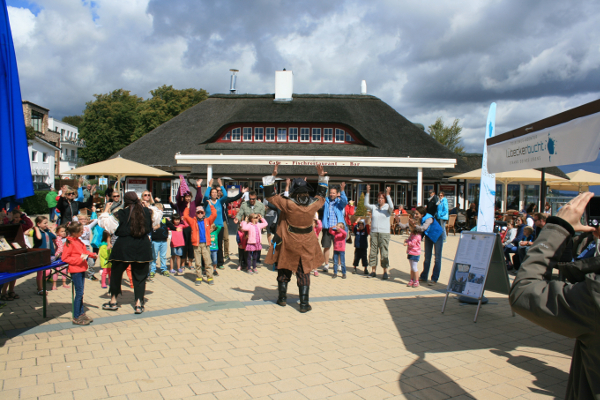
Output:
[45,187,58,222]
[509,192,599,400]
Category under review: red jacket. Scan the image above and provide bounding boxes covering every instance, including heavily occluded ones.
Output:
[329,228,347,252]
[183,203,217,246]
[61,237,97,273]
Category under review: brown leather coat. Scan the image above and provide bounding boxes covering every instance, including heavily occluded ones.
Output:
[264,193,325,274]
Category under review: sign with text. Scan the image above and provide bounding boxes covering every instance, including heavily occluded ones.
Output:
[125,178,148,199]
[439,184,456,209]
[487,112,600,173]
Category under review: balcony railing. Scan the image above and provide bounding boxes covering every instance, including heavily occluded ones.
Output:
[61,155,85,164]
[60,138,85,147]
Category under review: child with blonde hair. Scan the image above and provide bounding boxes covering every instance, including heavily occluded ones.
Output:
[404,223,422,288]
[329,222,348,279]
[240,213,268,274]
[51,224,70,290]
[99,231,112,289]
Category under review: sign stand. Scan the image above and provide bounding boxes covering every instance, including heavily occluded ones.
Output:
[441,231,514,322]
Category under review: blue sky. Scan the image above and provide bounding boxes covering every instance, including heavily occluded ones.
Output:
[5,0,600,168]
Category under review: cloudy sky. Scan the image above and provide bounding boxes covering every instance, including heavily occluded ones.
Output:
[6,0,600,156]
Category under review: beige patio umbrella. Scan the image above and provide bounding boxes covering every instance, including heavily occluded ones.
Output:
[64,156,172,196]
[547,169,600,192]
[450,168,568,211]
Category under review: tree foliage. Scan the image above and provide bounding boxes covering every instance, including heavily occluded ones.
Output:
[355,193,367,216]
[62,115,84,128]
[428,117,464,154]
[25,125,37,142]
[79,86,208,164]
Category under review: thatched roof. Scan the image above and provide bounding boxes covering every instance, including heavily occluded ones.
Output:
[115,93,459,180]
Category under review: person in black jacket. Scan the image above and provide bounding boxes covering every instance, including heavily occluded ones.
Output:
[150,203,175,278]
[353,220,370,275]
[426,189,439,218]
[56,186,79,223]
[99,192,155,314]
[218,186,248,263]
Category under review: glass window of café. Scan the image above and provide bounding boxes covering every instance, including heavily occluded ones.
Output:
[506,184,520,211]
[523,185,540,211]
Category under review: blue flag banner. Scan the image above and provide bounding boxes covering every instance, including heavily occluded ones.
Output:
[0,0,34,203]
[477,103,497,233]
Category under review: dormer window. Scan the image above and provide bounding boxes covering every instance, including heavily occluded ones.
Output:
[216,124,362,144]
[254,128,264,141]
[231,128,241,141]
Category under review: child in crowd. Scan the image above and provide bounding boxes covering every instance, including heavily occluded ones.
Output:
[240,214,268,274]
[209,224,221,276]
[98,231,112,289]
[51,224,69,290]
[329,222,348,279]
[404,224,422,288]
[78,212,98,280]
[353,219,370,275]
[61,222,98,325]
[522,226,535,243]
[150,203,171,278]
[236,224,248,271]
[168,214,188,275]
[33,216,56,295]
[312,213,321,277]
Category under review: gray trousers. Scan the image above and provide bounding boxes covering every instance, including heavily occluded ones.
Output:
[369,232,390,269]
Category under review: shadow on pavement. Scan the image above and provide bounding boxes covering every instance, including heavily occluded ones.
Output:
[384,296,571,399]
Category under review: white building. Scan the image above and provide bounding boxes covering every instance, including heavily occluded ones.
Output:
[29,137,60,185]
[48,118,85,176]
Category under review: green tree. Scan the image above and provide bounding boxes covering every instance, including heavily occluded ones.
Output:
[62,115,84,128]
[355,193,367,216]
[25,125,37,142]
[132,85,208,141]
[79,89,143,164]
[428,117,464,154]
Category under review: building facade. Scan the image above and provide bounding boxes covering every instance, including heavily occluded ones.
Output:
[48,118,85,176]
[28,137,60,185]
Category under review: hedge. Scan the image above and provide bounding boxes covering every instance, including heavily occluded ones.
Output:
[22,190,51,216]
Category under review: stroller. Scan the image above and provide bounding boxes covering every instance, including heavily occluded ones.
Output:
[455,211,468,233]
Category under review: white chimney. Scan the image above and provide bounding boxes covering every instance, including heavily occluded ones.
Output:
[229,69,238,94]
[361,80,367,95]
[275,70,293,102]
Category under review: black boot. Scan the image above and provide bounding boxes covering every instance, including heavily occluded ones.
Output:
[299,286,312,313]
[277,281,288,307]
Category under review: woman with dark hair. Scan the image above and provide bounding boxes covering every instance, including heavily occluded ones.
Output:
[98,191,160,314]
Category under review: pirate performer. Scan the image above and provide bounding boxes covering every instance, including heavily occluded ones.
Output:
[263,163,329,313]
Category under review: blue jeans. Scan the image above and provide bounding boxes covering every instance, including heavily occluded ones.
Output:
[71,272,85,319]
[333,251,346,274]
[151,241,168,273]
[210,250,218,265]
[420,236,444,282]
[48,208,56,221]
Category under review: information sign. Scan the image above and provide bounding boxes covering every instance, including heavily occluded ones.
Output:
[442,231,513,322]
[125,178,148,199]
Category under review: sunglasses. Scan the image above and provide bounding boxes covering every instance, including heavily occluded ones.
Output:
[112,195,120,198]
[143,194,151,197]
[196,211,205,214]
[67,193,75,195]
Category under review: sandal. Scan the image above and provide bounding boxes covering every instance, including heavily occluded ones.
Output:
[102,302,119,311]
[0,294,12,301]
[8,292,19,300]
[134,306,143,314]
[36,290,46,296]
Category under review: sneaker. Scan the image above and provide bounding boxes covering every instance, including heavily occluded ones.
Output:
[208,280,214,286]
[382,272,389,280]
[72,316,90,325]
[218,265,225,270]
[89,275,98,281]
[407,279,414,287]
[237,266,241,271]
[364,267,369,275]
[369,271,376,278]
[353,267,357,274]
[313,270,319,277]
[342,274,347,279]
[80,313,94,323]
[169,269,176,274]
[323,266,329,273]
[213,270,219,276]
[195,279,202,286]
[428,281,436,286]
[149,272,156,279]
[177,268,184,275]
[162,270,170,277]
[413,280,420,288]
[248,269,254,275]
[332,273,338,279]
[253,268,258,274]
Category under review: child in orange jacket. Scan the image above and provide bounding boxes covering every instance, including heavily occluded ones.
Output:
[183,203,217,285]
[61,222,98,325]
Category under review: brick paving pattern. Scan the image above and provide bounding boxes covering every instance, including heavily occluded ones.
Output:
[0,230,573,399]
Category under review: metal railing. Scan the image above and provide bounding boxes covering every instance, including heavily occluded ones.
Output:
[61,155,85,164]
[60,138,85,147]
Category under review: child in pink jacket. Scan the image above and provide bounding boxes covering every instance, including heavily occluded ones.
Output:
[240,214,268,274]
[404,226,422,288]
[167,214,189,275]
[329,222,348,279]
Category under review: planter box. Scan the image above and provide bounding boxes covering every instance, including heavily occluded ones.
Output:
[0,224,51,273]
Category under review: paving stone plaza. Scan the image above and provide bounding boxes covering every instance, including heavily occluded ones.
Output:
[0,231,572,399]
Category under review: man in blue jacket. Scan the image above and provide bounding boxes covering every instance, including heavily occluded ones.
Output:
[436,191,449,243]
[321,182,347,272]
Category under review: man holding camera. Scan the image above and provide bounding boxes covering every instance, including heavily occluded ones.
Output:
[509,192,599,399]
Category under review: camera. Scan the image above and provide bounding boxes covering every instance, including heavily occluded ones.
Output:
[586,196,600,228]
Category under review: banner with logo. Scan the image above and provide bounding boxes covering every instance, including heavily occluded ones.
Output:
[487,112,600,173]
[477,103,497,233]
